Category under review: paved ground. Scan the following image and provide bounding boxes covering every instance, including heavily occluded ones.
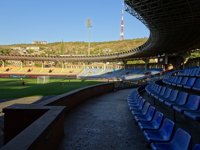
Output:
[59,89,149,150]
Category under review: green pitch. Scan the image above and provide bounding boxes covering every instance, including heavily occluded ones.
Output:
[0,78,103,99]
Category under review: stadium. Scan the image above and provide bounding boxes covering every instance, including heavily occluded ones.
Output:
[0,0,200,150]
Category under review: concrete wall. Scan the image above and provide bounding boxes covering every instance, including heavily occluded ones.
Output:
[1,83,114,150]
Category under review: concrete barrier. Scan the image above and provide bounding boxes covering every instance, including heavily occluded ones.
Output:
[1,83,114,150]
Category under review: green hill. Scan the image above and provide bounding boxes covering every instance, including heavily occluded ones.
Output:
[0,38,147,56]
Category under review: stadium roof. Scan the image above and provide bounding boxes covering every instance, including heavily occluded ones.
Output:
[125,0,200,57]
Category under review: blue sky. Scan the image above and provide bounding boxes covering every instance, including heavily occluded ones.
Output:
[0,0,149,45]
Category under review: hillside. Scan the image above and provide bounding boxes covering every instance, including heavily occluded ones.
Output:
[0,38,147,56]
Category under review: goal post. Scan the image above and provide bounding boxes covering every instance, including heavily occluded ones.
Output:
[37,76,50,84]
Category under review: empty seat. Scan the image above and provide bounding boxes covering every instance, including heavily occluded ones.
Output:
[177,77,188,87]
[151,128,191,150]
[173,94,200,113]
[159,89,178,103]
[165,91,188,107]
[184,77,196,89]
[193,78,200,91]
[173,76,182,86]
[184,109,200,121]
[154,86,166,99]
[158,88,172,102]
[138,111,163,130]
[129,98,145,110]
[131,102,150,116]
[134,106,155,122]
[143,118,174,143]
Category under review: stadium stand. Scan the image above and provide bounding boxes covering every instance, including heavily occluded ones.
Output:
[1,0,200,149]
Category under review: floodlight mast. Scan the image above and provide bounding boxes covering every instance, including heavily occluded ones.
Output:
[86,19,92,56]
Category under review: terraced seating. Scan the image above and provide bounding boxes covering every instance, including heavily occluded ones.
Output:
[151,128,191,150]
[127,88,197,150]
[134,106,155,122]
[173,95,200,113]
[143,118,174,143]
[163,76,197,89]
[138,111,164,130]
[178,67,200,77]
[164,91,188,108]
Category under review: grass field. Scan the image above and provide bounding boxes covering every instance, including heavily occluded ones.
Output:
[0,78,103,99]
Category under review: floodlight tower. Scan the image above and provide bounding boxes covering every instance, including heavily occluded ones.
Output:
[86,18,92,56]
[120,0,125,40]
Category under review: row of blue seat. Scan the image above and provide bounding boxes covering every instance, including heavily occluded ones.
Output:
[127,90,200,150]
[145,83,200,121]
[178,67,200,77]
[163,76,200,91]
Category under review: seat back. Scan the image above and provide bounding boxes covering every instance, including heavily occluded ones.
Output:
[160,118,174,140]
[172,77,179,84]
[170,128,191,150]
[163,88,172,99]
[152,111,163,128]
[176,77,183,84]
[155,86,162,94]
[141,102,150,115]
[168,90,179,101]
[186,95,200,110]
[176,91,188,105]
[159,87,166,96]
[185,77,196,88]
[181,77,188,85]
[146,106,155,120]
[193,78,200,91]
[137,99,146,110]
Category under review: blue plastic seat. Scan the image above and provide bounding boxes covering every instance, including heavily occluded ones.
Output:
[128,95,141,105]
[184,77,196,89]
[173,94,200,113]
[134,106,155,121]
[143,118,174,143]
[151,85,162,97]
[193,144,200,150]
[177,77,188,87]
[171,76,178,85]
[159,89,178,103]
[138,111,163,130]
[151,128,191,150]
[131,102,150,116]
[172,76,182,86]
[158,88,172,102]
[184,110,200,121]
[129,98,145,110]
[192,78,200,91]
[131,100,147,114]
[154,86,166,99]
[165,91,188,107]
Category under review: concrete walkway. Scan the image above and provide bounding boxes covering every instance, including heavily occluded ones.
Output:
[59,89,148,150]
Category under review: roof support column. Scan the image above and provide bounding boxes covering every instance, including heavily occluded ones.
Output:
[143,58,149,71]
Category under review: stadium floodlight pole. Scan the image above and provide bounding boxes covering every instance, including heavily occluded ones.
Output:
[86,18,92,56]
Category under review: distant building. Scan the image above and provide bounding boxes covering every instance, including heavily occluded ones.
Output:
[32,41,48,45]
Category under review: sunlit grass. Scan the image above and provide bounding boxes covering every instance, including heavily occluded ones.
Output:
[0,78,103,99]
